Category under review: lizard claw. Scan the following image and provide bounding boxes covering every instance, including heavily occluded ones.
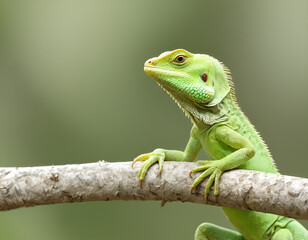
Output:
[139,179,143,189]
[190,186,195,194]
[132,158,140,168]
[157,166,163,176]
[204,193,208,202]
[131,161,136,168]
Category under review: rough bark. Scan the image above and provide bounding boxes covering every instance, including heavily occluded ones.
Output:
[0,161,307,220]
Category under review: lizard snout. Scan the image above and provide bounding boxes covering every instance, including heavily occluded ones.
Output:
[144,58,156,67]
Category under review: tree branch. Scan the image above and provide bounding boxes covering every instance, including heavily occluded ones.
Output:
[0,161,307,219]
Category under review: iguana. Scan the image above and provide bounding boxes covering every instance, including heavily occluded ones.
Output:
[132,49,308,240]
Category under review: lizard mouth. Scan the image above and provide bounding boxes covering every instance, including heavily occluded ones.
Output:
[144,66,158,78]
[144,65,187,78]
[144,65,157,71]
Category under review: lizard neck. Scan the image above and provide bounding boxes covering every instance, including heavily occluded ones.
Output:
[218,92,242,127]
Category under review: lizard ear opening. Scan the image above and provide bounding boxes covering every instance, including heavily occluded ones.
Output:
[201,72,208,82]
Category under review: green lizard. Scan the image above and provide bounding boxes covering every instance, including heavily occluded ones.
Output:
[132,49,308,240]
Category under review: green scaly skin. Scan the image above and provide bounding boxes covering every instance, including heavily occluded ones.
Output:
[132,49,308,240]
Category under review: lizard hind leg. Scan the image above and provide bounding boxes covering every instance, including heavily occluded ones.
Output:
[194,223,245,240]
[271,229,293,240]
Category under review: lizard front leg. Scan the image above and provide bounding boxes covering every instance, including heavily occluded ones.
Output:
[190,125,255,200]
[132,128,202,188]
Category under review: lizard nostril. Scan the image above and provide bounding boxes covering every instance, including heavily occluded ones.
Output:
[145,57,158,66]
[146,59,156,65]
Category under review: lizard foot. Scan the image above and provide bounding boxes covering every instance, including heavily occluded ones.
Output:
[189,160,223,201]
[132,149,165,188]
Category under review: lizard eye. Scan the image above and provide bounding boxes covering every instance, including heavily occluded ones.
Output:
[172,55,187,64]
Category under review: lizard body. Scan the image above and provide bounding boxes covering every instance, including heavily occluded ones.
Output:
[133,49,308,239]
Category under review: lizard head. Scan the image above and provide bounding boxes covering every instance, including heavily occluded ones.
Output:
[144,49,230,108]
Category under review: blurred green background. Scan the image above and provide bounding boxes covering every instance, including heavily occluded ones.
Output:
[0,0,307,239]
